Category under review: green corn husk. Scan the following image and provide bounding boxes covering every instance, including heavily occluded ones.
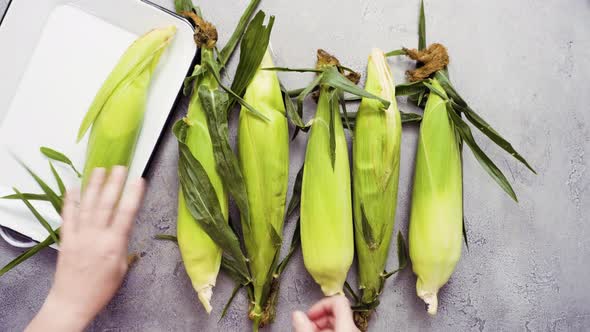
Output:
[173,3,281,323]
[408,78,462,315]
[353,49,401,306]
[238,49,289,320]
[396,0,534,316]
[77,26,176,185]
[300,78,354,296]
[177,49,228,314]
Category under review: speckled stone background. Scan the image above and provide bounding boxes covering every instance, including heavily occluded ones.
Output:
[1,0,589,331]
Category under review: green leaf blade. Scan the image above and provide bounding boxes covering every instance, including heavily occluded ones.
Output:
[154,234,178,243]
[321,67,390,109]
[276,220,301,276]
[400,111,422,124]
[328,91,337,170]
[338,90,353,132]
[2,193,50,201]
[452,102,536,174]
[360,204,377,250]
[385,49,407,57]
[435,71,535,174]
[218,0,262,66]
[462,217,469,250]
[269,225,283,249]
[230,11,275,101]
[419,0,426,50]
[196,87,254,236]
[40,146,81,177]
[423,81,448,100]
[48,162,66,196]
[296,74,323,123]
[174,120,250,280]
[447,106,518,202]
[16,160,63,213]
[279,81,306,129]
[395,81,427,96]
[286,164,304,218]
[174,0,196,13]
[396,231,408,270]
[383,231,409,279]
[0,235,55,277]
[12,188,59,245]
[434,71,466,106]
[183,64,206,96]
[203,60,269,122]
[344,280,360,304]
[220,283,243,320]
[340,112,357,130]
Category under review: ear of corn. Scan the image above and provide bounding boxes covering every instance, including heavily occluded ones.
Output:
[177,190,223,313]
[238,49,289,317]
[177,51,228,313]
[0,27,175,278]
[409,78,463,315]
[77,26,176,186]
[353,48,401,304]
[301,84,354,296]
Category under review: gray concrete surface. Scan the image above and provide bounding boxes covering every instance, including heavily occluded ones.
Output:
[1,0,589,331]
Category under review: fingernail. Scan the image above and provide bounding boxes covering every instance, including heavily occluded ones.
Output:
[112,165,128,176]
[92,167,106,176]
[293,311,306,325]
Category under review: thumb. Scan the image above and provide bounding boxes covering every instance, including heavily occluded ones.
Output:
[292,310,315,332]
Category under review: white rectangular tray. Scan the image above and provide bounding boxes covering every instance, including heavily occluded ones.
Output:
[0,0,196,246]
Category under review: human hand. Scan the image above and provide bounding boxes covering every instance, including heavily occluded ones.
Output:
[292,295,360,332]
[26,167,145,332]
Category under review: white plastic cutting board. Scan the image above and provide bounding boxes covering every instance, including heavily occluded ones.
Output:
[0,0,196,245]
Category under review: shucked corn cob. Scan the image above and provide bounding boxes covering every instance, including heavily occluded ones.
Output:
[408,78,462,315]
[77,26,176,185]
[238,49,289,319]
[301,63,354,296]
[353,48,401,305]
[177,48,228,314]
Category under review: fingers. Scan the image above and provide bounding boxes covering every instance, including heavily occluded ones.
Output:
[311,315,334,330]
[307,296,356,332]
[94,166,128,227]
[111,178,145,237]
[78,168,107,226]
[63,167,145,244]
[307,295,350,320]
[328,296,352,318]
[292,311,317,332]
[329,296,357,332]
[61,187,81,236]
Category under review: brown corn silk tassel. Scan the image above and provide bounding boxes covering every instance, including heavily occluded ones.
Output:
[403,43,449,81]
